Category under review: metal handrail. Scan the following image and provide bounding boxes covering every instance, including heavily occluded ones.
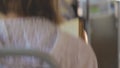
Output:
[0,48,59,68]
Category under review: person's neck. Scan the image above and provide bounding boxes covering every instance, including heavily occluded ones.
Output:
[0,12,17,19]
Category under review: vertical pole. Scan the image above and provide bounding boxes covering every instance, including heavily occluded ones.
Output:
[117,1,120,68]
[85,0,90,43]
[77,0,85,40]
[78,0,90,41]
[86,0,90,22]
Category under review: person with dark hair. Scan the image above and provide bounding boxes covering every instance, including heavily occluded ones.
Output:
[0,0,61,23]
[0,0,98,68]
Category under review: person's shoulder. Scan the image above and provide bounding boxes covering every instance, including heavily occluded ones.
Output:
[56,30,86,47]
[57,30,96,55]
[51,30,98,68]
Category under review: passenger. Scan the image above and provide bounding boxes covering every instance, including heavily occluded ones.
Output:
[0,0,98,68]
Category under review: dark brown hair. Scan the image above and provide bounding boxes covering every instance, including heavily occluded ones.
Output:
[0,0,61,23]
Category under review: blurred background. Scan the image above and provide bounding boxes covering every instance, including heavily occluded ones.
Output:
[59,0,119,68]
